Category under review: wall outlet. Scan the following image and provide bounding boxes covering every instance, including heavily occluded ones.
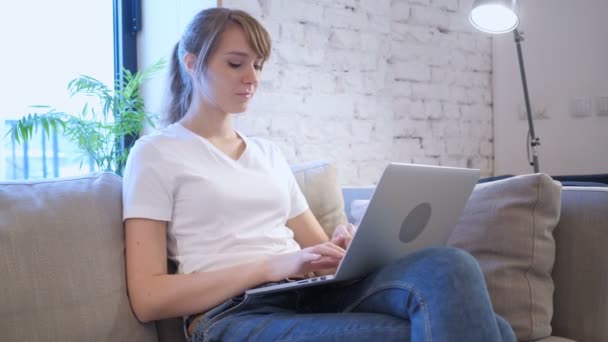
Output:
[595,96,608,117]
[570,97,593,118]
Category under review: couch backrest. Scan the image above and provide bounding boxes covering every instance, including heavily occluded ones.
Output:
[0,173,157,342]
[8,170,607,341]
[551,186,608,342]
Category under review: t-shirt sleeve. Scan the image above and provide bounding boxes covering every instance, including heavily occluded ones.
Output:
[287,168,309,219]
[122,140,173,222]
[271,143,309,219]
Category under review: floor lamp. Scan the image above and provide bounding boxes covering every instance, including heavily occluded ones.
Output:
[469,0,540,173]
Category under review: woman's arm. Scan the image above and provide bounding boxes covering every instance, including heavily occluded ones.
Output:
[125,218,269,322]
[285,209,330,248]
[286,210,351,276]
[287,209,355,250]
[125,217,345,323]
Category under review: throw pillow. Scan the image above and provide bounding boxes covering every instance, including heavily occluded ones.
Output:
[291,161,348,237]
[447,173,562,341]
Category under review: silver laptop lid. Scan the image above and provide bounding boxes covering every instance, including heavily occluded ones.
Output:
[333,163,480,281]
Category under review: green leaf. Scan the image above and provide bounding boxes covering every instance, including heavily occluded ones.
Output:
[81,102,89,118]
[19,124,28,142]
[41,117,50,138]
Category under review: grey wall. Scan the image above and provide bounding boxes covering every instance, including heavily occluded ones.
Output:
[493,0,608,176]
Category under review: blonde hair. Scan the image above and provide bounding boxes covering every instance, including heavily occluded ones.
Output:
[166,8,271,124]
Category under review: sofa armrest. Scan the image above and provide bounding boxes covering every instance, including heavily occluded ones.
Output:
[551,187,608,342]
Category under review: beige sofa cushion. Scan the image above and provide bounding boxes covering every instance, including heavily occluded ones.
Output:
[447,173,562,341]
[0,173,157,342]
[551,187,608,342]
[291,161,348,237]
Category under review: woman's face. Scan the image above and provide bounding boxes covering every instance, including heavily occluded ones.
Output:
[192,24,264,114]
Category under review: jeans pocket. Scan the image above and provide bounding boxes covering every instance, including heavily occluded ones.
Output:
[197,295,251,339]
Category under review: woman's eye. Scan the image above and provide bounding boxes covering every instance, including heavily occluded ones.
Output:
[254,64,263,71]
[228,62,241,68]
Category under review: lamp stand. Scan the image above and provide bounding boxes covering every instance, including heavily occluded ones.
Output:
[514,28,540,173]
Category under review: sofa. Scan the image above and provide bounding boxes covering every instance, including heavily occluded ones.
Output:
[1,162,606,342]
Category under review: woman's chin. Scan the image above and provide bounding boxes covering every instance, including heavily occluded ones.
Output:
[229,104,250,114]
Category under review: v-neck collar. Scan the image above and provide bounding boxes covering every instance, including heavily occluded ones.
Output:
[173,122,249,165]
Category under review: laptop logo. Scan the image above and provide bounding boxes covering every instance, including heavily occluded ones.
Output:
[399,202,432,243]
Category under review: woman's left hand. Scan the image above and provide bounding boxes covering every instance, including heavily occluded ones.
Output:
[331,223,356,250]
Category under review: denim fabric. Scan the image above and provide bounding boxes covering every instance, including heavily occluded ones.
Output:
[188,247,516,342]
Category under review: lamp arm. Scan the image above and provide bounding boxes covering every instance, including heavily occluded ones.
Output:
[514,28,540,173]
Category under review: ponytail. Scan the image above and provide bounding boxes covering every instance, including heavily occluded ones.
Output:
[166,42,192,124]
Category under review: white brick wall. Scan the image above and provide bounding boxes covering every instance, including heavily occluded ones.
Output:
[226,0,493,185]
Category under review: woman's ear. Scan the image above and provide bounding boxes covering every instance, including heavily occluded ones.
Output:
[183,52,197,75]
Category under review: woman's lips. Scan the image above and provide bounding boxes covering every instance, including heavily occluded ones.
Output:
[236,92,253,99]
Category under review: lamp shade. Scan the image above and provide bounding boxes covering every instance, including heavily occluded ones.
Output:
[469,0,519,34]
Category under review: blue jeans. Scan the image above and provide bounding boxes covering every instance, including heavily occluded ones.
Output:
[188,247,516,342]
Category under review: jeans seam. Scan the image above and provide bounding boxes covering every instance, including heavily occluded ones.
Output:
[195,295,251,342]
[342,281,432,342]
[280,326,406,342]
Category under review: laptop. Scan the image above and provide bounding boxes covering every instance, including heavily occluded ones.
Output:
[245,162,480,296]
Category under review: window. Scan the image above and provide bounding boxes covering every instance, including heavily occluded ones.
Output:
[0,0,139,180]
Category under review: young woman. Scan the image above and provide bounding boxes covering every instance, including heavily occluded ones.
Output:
[122,7,516,342]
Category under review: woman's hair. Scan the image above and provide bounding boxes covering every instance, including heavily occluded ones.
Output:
[166,8,271,124]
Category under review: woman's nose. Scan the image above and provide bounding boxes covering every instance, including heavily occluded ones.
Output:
[243,64,259,85]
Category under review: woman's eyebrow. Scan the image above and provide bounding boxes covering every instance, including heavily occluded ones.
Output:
[224,51,250,57]
[224,51,263,61]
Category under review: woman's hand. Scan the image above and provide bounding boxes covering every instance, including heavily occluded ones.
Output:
[331,223,356,250]
[265,242,345,282]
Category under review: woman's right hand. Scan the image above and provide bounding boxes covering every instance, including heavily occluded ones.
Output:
[265,242,345,282]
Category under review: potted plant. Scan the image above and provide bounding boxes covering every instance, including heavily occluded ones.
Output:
[8,59,165,176]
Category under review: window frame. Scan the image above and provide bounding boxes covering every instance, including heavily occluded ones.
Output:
[114,0,141,151]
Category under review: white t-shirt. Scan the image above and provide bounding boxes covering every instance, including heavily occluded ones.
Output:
[122,123,309,274]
